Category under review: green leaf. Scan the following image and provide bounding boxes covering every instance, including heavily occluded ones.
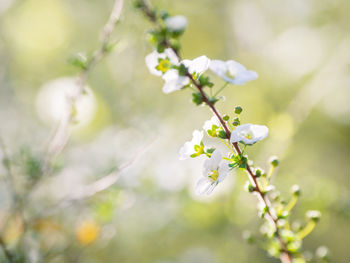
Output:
[206,148,215,154]
[198,75,213,87]
[68,53,88,70]
[178,64,187,76]
[192,92,203,106]
[218,130,227,139]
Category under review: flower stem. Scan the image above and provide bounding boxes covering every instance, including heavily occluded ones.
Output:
[298,221,316,240]
[285,195,298,212]
[213,82,229,97]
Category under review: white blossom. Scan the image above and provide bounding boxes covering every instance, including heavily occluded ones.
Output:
[209,59,258,85]
[182,55,210,77]
[179,130,204,160]
[162,69,190,94]
[196,150,230,195]
[230,123,268,145]
[164,15,187,32]
[203,116,221,132]
[145,48,179,76]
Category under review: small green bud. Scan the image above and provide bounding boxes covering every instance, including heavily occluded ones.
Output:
[292,221,302,232]
[223,115,230,121]
[255,168,263,177]
[287,241,302,253]
[159,10,169,20]
[218,130,227,139]
[278,210,289,219]
[316,246,329,260]
[234,106,243,114]
[245,181,255,193]
[232,120,239,126]
[68,53,88,70]
[291,184,301,196]
[242,231,254,244]
[269,156,279,167]
[306,210,321,222]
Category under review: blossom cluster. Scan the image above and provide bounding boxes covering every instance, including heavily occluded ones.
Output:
[137,3,324,262]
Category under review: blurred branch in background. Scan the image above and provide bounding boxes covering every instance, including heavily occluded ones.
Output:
[0,1,125,262]
[44,0,124,172]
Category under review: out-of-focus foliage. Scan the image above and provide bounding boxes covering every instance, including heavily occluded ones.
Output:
[0,0,349,262]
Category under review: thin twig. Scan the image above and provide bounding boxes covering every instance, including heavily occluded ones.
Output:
[44,0,124,171]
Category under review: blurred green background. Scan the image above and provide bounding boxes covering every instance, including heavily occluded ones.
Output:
[0,0,350,262]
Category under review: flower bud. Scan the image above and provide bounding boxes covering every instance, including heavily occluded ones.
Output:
[269,156,279,167]
[316,246,329,260]
[242,231,254,244]
[164,15,187,32]
[245,181,255,193]
[234,106,243,114]
[255,168,263,177]
[291,184,301,196]
[223,114,230,121]
[306,210,321,222]
[218,130,227,139]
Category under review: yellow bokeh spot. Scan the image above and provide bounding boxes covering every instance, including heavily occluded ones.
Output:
[4,215,24,244]
[76,220,100,245]
[4,0,71,62]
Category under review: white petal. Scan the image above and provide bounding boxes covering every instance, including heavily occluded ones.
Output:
[179,130,203,160]
[233,70,258,85]
[164,48,179,65]
[203,116,221,131]
[218,161,230,183]
[179,141,193,160]
[191,130,203,145]
[196,177,212,195]
[145,50,163,76]
[205,182,218,195]
[226,60,247,76]
[162,69,189,94]
[209,60,227,77]
[165,15,187,32]
[210,59,258,85]
[189,55,211,75]
[230,123,269,145]
[203,150,222,172]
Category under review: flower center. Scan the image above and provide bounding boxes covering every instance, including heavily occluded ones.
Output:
[156,59,171,73]
[225,70,235,79]
[242,131,253,140]
[209,170,219,181]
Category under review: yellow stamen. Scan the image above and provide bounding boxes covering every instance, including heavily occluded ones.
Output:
[209,170,219,181]
[156,59,171,73]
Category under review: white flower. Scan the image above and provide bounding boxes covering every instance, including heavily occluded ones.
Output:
[230,123,268,145]
[164,15,187,32]
[145,48,179,76]
[203,116,221,132]
[162,69,190,94]
[209,59,258,84]
[182,55,211,77]
[179,130,204,160]
[196,150,230,195]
